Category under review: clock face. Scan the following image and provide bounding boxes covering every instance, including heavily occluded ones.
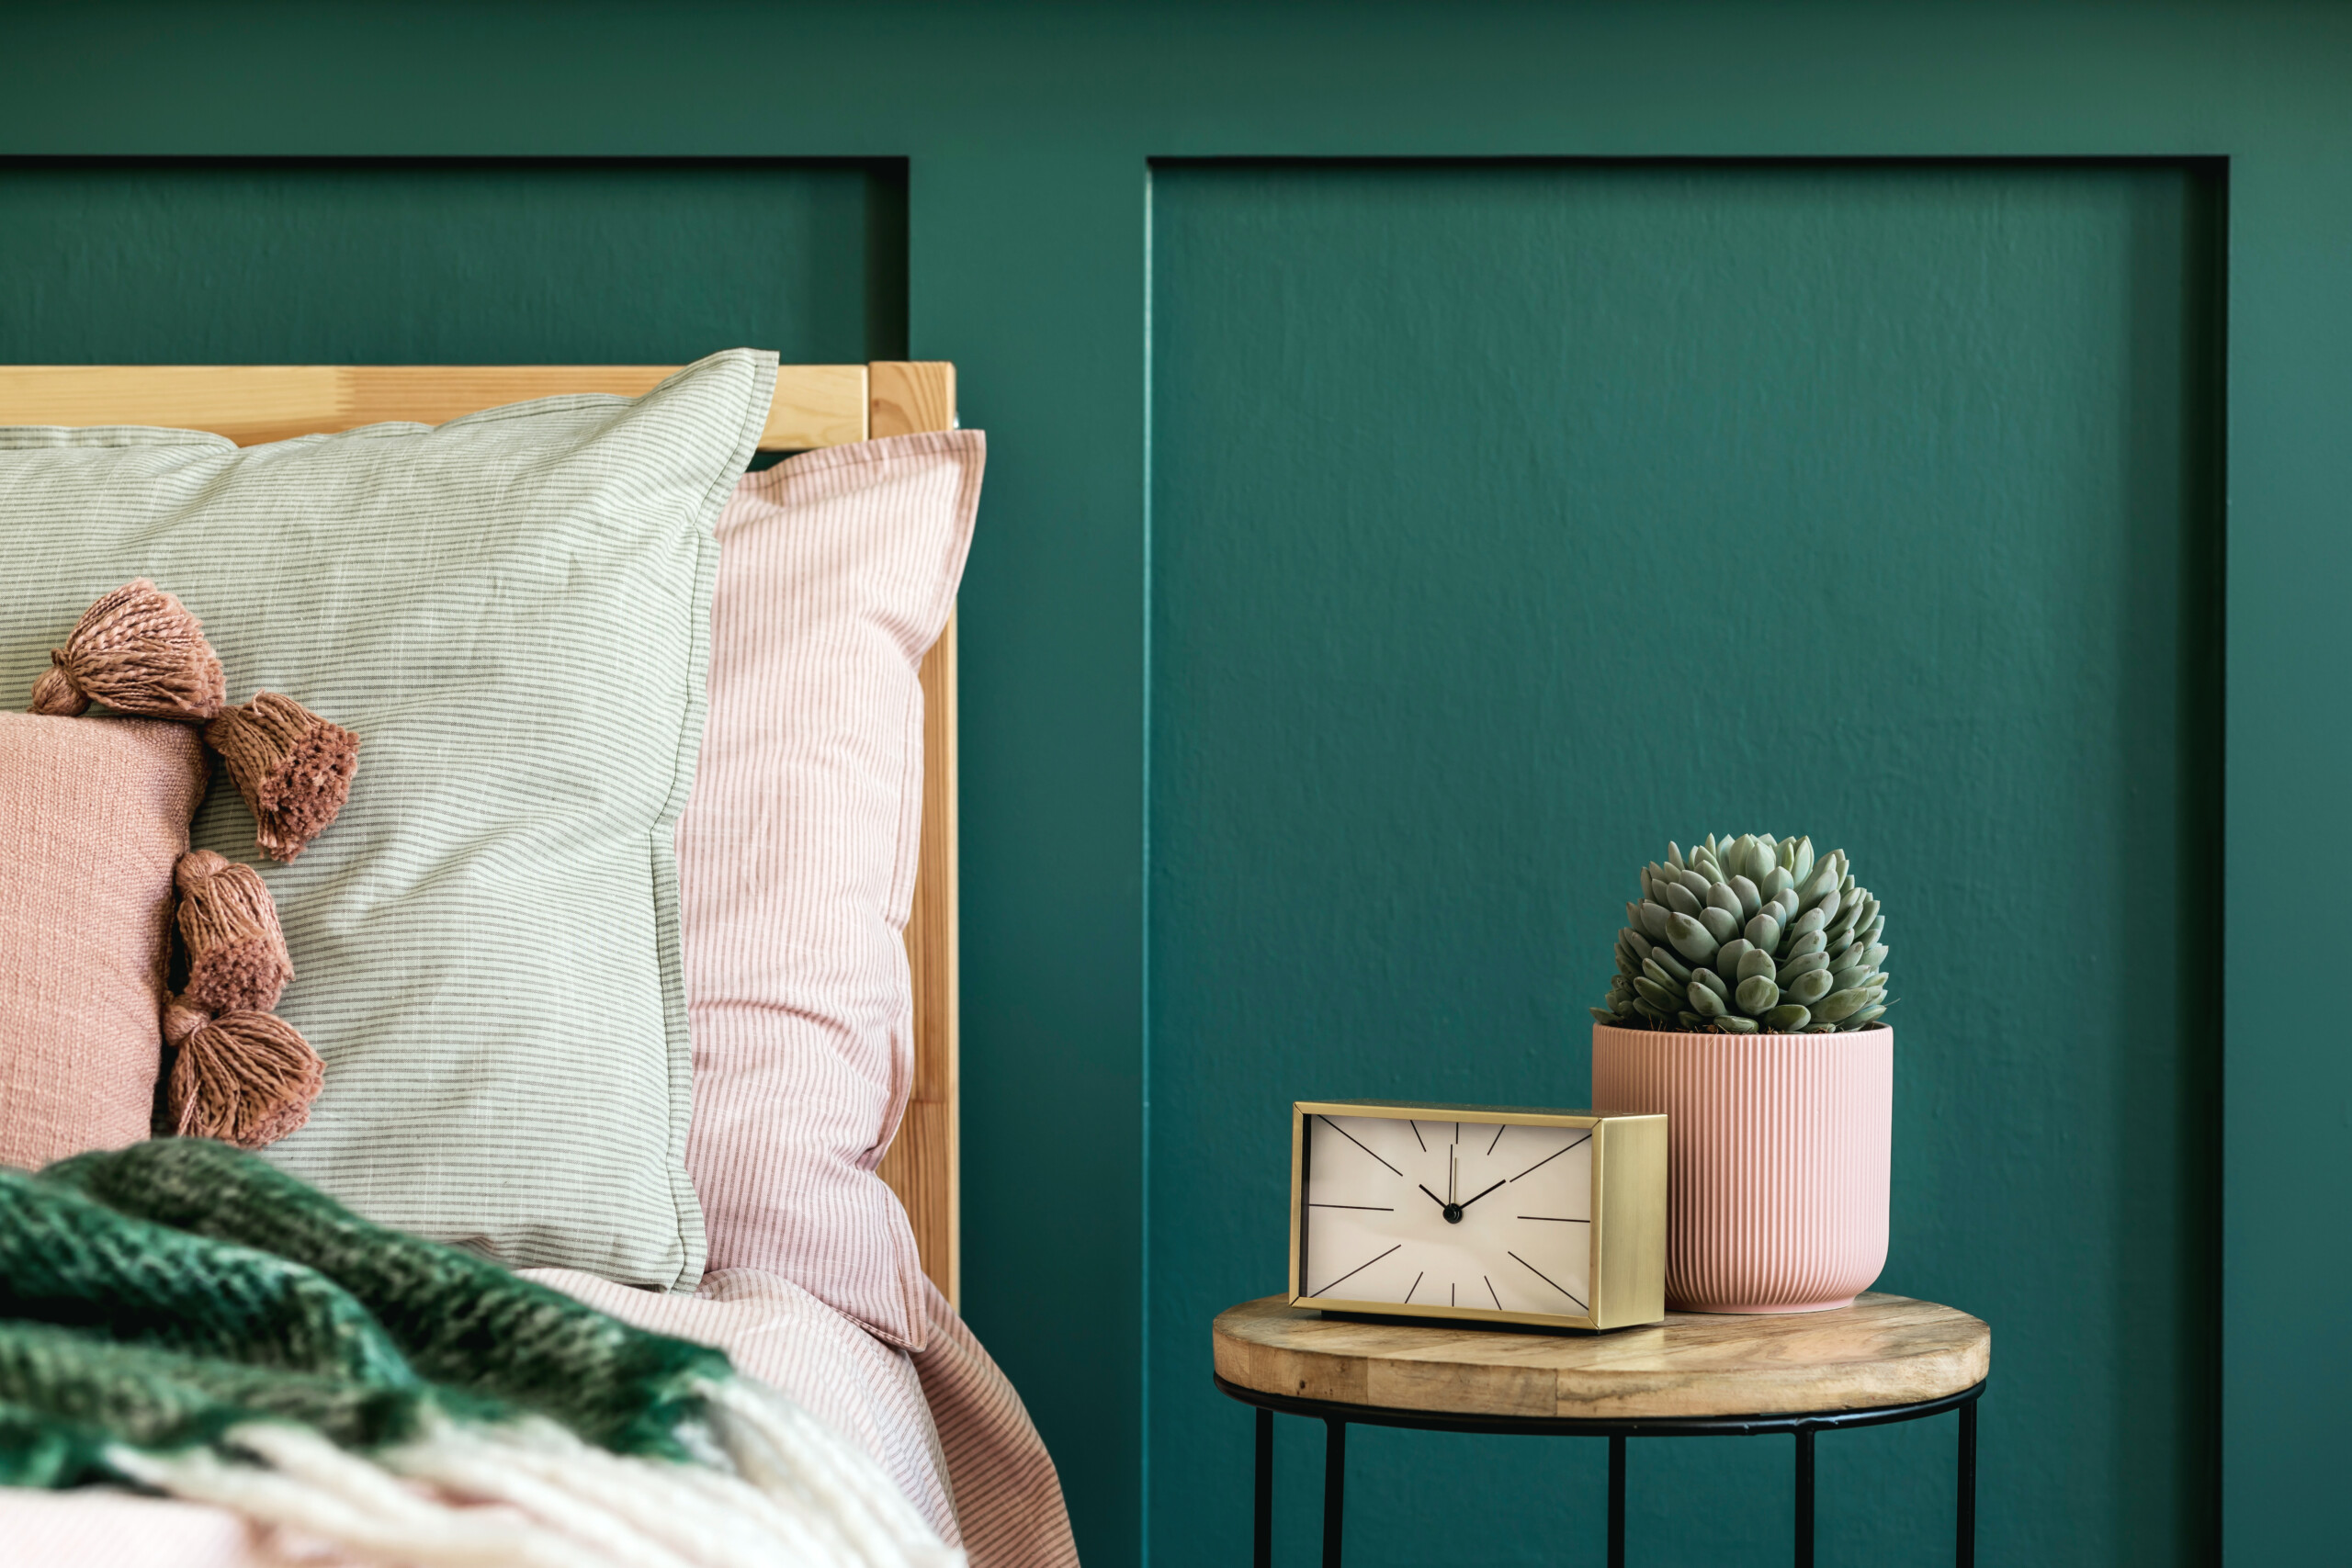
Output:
[1300,1112,1594,1318]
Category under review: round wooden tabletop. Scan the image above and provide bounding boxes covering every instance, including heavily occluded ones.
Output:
[1214,1292,1989,1422]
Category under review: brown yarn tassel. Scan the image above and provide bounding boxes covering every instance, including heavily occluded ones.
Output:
[28,579,226,720]
[174,849,293,1013]
[205,693,360,863]
[162,848,319,1148]
[163,996,322,1148]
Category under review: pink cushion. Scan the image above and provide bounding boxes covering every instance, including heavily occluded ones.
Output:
[0,712,207,1170]
[681,431,982,1347]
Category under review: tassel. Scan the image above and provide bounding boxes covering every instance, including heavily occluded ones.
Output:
[163,997,323,1148]
[175,849,293,1013]
[28,579,226,720]
[164,849,319,1149]
[206,692,360,863]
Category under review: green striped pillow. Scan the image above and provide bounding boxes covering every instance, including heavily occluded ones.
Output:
[0,349,777,1291]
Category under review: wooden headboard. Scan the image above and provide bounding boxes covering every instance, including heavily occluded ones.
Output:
[0,360,963,1305]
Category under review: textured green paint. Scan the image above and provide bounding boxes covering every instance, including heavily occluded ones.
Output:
[1149,161,2220,1566]
[0,161,902,365]
[7,6,2352,1562]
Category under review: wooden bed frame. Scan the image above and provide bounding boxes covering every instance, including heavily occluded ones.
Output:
[0,361,963,1304]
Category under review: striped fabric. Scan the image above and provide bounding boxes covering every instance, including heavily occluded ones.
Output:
[0,1267,1080,1568]
[520,1264,958,1540]
[910,1277,1082,1568]
[0,351,777,1292]
[680,432,983,1348]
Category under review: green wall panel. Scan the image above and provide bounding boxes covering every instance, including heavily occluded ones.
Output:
[1149,162,2220,1566]
[0,160,903,366]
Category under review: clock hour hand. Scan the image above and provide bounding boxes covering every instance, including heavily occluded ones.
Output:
[1420,1182,1468,1225]
[1454,1179,1506,1212]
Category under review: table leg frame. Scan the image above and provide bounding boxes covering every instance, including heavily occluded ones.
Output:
[1234,1382,1984,1568]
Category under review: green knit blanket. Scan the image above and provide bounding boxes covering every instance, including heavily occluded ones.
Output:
[0,1138,953,1568]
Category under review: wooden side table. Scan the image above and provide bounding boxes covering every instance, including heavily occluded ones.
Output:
[1214,1292,1989,1568]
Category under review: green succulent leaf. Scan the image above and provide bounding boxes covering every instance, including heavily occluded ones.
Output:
[1633,976,1679,1010]
[1640,901,1674,941]
[1744,911,1782,953]
[1781,951,1829,979]
[1667,912,1721,964]
[1735,975,1781,1013]
[1691,965,1731,1003]
[1761,1003,1810,1029]
[1663,881,1702,918]
[1787,968,1835,1005]
[1698,906,1740,943]
[1785,930,1826,960]
[1759,866,1794,900]
[1648,947,1693,985]
[1726,874,1762,919]
[1712,936,1754,980]
[1689,982,1726,1018]
[1814,987,1871,1023]
[1737,947,1778,983]
[1706,882,1744,919]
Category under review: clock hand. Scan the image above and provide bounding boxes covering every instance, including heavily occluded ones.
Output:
[1454,1179,1506,1212]
[1417,1184,1451,1212]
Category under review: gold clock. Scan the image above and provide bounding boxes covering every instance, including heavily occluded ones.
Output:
[1289,1100,1667,1331]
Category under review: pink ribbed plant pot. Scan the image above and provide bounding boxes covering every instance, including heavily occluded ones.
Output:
[1591,1021,1891,1314]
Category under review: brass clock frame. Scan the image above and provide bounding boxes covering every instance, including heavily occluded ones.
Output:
[1288,1100,1668,1331]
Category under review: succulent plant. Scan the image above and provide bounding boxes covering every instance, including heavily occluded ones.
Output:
[1590,833,1892,1033]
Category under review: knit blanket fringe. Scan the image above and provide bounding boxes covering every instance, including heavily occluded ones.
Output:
[0,1139,959,1568]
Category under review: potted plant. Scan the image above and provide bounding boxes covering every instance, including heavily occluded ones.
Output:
[1589,832,1894,1314]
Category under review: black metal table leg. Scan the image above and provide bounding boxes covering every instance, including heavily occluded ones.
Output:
[1956,1399,1976,1568]
[1322,1418,1347,1568]
[1794,1426,1815,1568]
[1607,1434,1626,1568]
[1255,1406,1273,1568]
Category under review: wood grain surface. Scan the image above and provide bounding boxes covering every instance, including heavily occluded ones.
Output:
[873,364,961,1305]
[0,363,870,450]
[1214,1292,1988,1419]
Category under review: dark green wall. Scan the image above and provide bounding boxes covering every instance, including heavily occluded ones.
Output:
[0,161,904,365]
[1149,161,2219,1566]
[8,6,2352,1564]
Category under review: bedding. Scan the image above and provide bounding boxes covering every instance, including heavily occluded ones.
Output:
[0,350,777,1290]
[0,1269,1075,1568]
[682,431,984,1348]
[0,1139,951,1567]
[0,712,206,1170]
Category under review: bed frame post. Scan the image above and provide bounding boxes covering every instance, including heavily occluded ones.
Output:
[871,362,962,1307]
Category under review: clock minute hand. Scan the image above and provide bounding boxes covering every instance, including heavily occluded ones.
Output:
[1454,1179,1506,1212]
[1417,1184,1452,1212]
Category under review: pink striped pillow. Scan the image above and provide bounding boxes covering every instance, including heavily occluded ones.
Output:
[680,431,982,1347]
